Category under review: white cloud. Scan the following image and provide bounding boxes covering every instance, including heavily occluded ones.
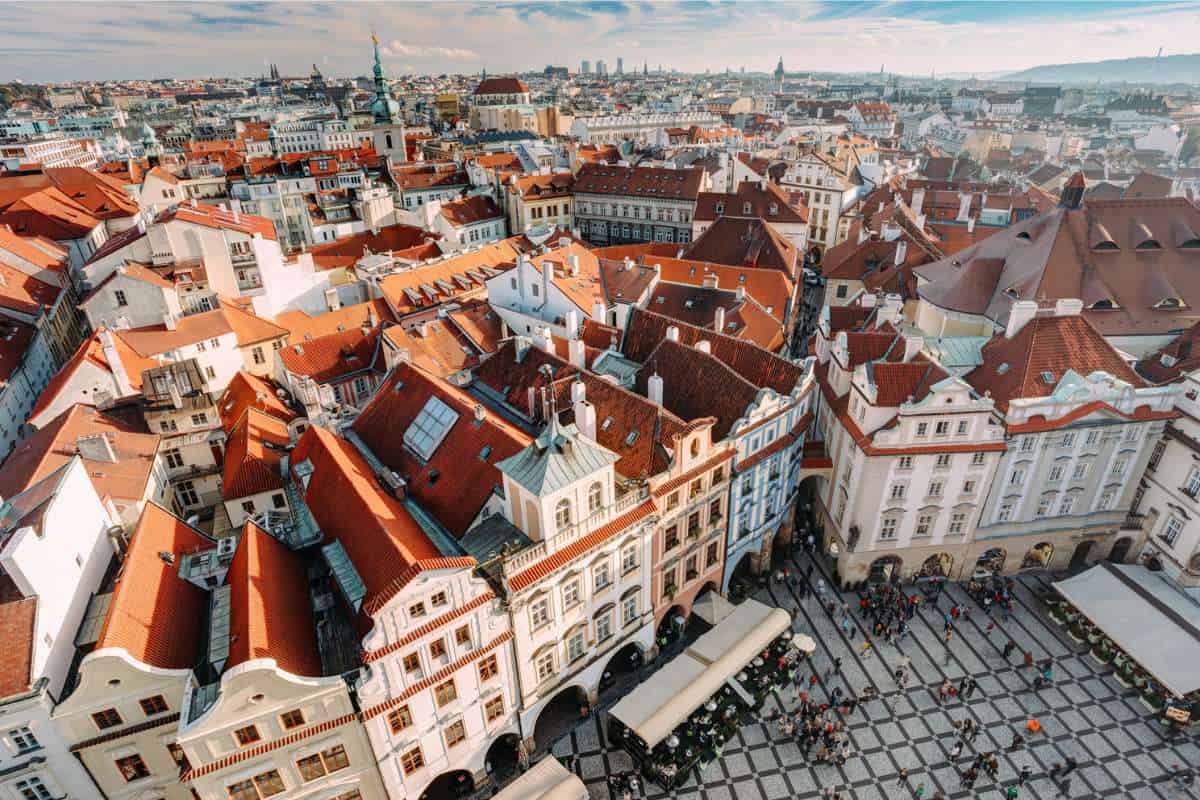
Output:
[387,40,479,61]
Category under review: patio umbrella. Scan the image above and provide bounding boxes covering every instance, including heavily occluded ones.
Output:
[791,633,817,654]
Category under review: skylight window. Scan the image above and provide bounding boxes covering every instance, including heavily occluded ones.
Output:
[479,445,493,460]
[403,396,459,461]
[601,417,613,431]
[625,431,639,445]
[1041,371,1055,384]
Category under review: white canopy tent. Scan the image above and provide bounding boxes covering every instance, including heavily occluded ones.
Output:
[609,598,793,748]
[492,756,588,800]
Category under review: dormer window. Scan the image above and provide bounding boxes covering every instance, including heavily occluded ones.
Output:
[768,203,778,215]
[1089,299,1116,310]
[1136,238,1163,250]
[743,202,752,214]
[1156,296,1186,309]
[714,202,724,214]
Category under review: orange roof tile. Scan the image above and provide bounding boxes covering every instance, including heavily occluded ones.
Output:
[28,329,154,422]
[275,299,393,342]
[278,326,380,383]
[95,503,209,669]
[222,408,288,500]
[226,523,322,676]
[217,372,297,430]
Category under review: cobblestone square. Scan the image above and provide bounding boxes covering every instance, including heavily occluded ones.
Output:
[551,551,1200,799]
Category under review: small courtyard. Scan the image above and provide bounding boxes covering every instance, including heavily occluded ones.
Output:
[549,547,1200,799]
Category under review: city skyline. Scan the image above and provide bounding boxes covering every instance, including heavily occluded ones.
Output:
[6,0,1200,82]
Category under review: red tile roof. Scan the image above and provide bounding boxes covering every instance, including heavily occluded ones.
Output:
[352,363,530,537]
[0,187,100,241]
[226,523,322,676]
[95,503,209,669]
[157,203,276,241]
[278,326,381,383]
[290,427,465,615]
[474,77,529,95]
[307,224,438,270]
[217,372,297,430]
[573,163,704,201]
[440,194,502,227]
[0,404,158,504]
[0,590,36,697]
[683,217,799,282]
[967,314,1143,412]
[276,299,392,342]
[222,408,289,500]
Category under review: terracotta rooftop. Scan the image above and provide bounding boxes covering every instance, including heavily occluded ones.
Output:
[222,408,289,500]
[278,325,380,383]
[573,163,704,201]
[95,503,209,670]
[217,371,297,430]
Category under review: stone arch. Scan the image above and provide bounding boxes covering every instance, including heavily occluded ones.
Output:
[1069,539,1096,570]
[868,555,903,584]
[1108,536,1133,564]
[532,684,589,753]
[484,732,522,784]
[419,769,475,800]
[1020,542,1054,570]
[918,552,953,579]
[974,547,1006,575]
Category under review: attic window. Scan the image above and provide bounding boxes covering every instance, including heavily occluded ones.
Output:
[428,469,440,484]
[479,445,493,460]
[997,363,1010,375]
[625,431,639,445]
[1090,299,1115,310]
[655,296,665,304]
[1136,239,1163,250]
[1156,296,1185,309]
[1180,238,1200,249]
[601,417,613,431]
[404,395,459,460]
[768,203,778,215]
[1016,231,1031,241]
[1040,371,1055,384]
[715,202,725,214]
[1092,240,1119,251]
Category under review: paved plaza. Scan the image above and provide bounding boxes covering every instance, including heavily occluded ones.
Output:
[551,549,1200,799]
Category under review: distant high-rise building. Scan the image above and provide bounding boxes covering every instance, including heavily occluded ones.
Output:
[597,60,608,76]
[617,57,624,74]
[581,59,591,74]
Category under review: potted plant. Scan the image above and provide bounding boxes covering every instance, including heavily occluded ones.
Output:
[1067,620,1087,643]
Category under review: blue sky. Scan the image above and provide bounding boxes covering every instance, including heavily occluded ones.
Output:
[3,1,1199,82]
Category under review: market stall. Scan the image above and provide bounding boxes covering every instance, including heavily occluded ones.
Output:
[1052,563,1200,720]
[492,755,588,800]
[607,599,798,789]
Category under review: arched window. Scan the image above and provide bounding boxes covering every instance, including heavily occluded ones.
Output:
[555,498,572,533]
[385,134,393,150]
[587,482,603,514]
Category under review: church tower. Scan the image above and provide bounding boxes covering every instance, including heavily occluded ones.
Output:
[774,57,785,93]
[369,33,407,163]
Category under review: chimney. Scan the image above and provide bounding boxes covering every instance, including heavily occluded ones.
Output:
[902,332,924,363]
[535,326,555,353]
[591,301,606,322]
[558,236,571,249]
[967,216,976,233]
[857,225,870,245]
[894,240,908,266]
[916,213,927,230]
[474,403,487,423]
[695,340,712,354]
[568,338,586,368]
[911,187,925,216]
[540,257,551,307]
[647,373,664,405]
[702,273,719,289]
[565,309,579,339]
[567,253,580,277]
[860,293,878,308]
[163,312,177,331]
[570,379,587,405]
[735,286,746,302]
[714,306,726,333]
[665,325,680,342]
[1006,300,1039,338]
[956,192,971,222]
[77,433,117,463]
[1054,298,1084,317]
[98,329,133,397]
[623,256,634,272]
[574,398,597,442]
[324,287,341,312]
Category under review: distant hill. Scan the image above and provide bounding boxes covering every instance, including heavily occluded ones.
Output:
[1003,53,1200,85]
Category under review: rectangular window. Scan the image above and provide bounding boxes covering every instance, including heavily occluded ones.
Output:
[562,579,580,608]
[402,652,421,674]
[915,514,933,537]
[16,778,52,800]
[116,754,150,782]
[430,638,447,659]
[92,709,123,730]
[1163,515,1184,546]
[1020,436,1036,453]
[1072,463,1088,480]
[622,595,637,625]
[593,562,611,591]
[535,651,555,682]
[139,695,168,715]
[880,518,897,539]
[1010,468,1025,485]
[297,753,325,782]
[948,512,966,535]
[963,479,976,494]
[445,720,467,748]
[387,705,413,733]
[281,709,305,729]
[478,654,499,681]
[234,725,261,746]
[997,503,1013,522]
[1112,458,1128,477]
[1085,430,1100,446]
[898,456,913,470]
[1058,495,1075,515]
[621,545,638,574]
[664,525,679,551]
[9,727,38,752]
[409,602,426,618]
[935,454,951,468]
[971,452,986,466]
[1036,496,1052,518]
[567,631,586,662]
[1186,468,1200,497]
[705,540,720,569]
[485,695,505,723]
[1061,432,1076,448]
[1149,440,1166,470]
[321,744,349,773]
[529,598,550,629]
[431,591,448,607]
[934,421,950,436]
[957,420,969,435]
[927,481,943,497]
[164,449,184,469]
[434,680,457,707]
[455,625,471,647]
[191,412,208,426]
[596,612,613,641]
[1048,465,1064,482]
[889,484,905,500]
[252,346,265,365]
[400,747,425,776]
[916,422,928,437]
[228,780,258,800]
[114,289,128,306]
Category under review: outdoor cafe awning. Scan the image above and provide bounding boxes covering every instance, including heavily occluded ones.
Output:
[1054,562,1200,697]
[492,754,587,800]
[608,598,792,749]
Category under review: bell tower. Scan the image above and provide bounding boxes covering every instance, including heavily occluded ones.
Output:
[369,33,407,163]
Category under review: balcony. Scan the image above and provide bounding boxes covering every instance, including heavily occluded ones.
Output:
[1121,513,1146,531]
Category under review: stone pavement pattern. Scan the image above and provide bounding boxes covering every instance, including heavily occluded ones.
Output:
[550,550,1200,799]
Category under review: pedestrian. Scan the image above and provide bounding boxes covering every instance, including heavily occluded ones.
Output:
[1048,761,1063,780]
[816,578,826,597]
[1003,640,1017,659]
[1058,776,1072,795]
[895,767,909,787]
[1018,765,1032,785]
[914,782,926,799]
[860,640,873,658]
[949,741,963,760]
[834,657,843,673]
[985,621,996,636]
[1062,755,1077,776]
[1023,650,1034,668]
[1005,786,1019,799]
[965,677,978,698]
[1009,732,1024,751]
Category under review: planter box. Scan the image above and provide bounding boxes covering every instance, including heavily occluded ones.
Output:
[1067,630,1086,644]
[1114,672,1134,688]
